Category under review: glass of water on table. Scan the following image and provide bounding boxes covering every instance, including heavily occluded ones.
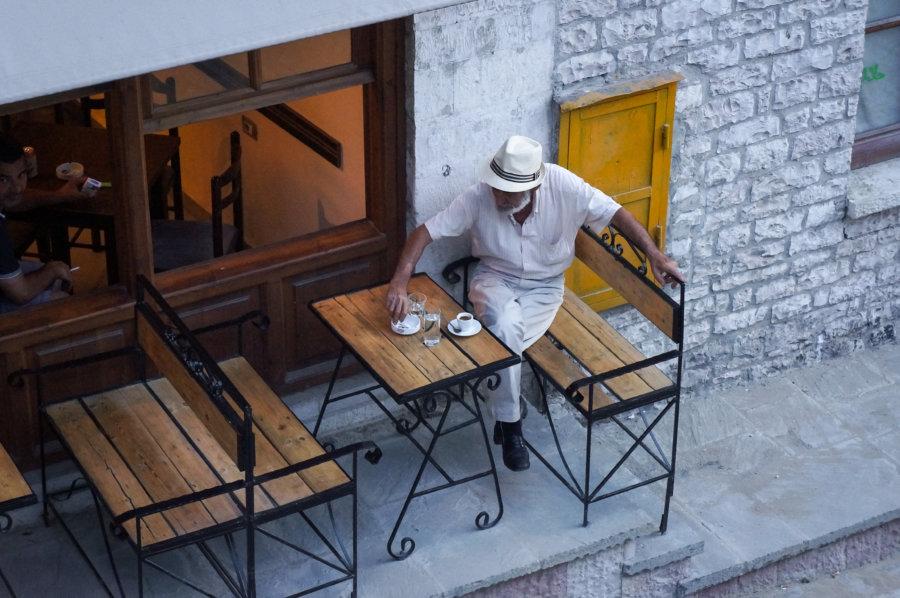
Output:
[423,306,441,346]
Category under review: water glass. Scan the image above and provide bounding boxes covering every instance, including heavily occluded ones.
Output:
[408,292,426,324]
[423,307,441,346]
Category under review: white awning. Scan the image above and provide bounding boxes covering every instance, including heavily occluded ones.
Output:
[0,0,458,106]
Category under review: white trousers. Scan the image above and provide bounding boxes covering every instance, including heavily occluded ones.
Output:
[468,270,564,423]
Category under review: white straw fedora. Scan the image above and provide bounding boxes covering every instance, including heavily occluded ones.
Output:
[480,135,546,192]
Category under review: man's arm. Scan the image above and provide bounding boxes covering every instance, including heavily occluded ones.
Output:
[6,178,87,212]
[0,261,71,305]
[609,208,685,288]
[385,224,433,321]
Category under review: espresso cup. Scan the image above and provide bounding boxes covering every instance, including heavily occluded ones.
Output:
[456,312,476,333]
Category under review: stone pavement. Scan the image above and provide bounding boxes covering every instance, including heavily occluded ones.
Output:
[0,342,897,597]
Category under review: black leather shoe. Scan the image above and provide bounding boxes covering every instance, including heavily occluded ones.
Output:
[493,421,530,471]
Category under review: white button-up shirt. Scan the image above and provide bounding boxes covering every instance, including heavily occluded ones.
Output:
[425,163,620,281]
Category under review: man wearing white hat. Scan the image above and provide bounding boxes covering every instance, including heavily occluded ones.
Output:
[386,135,684,472]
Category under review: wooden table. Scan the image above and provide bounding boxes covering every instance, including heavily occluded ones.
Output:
[8,121,180,283]
[0,442,36,597]
[310,273,519,559]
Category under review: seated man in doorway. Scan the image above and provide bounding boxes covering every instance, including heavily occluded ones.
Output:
[386,135,685,472]
[0,133,85,313]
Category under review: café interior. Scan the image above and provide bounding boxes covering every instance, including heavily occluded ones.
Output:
[0,19,409,467]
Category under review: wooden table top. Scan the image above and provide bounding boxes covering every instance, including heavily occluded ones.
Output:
[311,274,519,402]
[11,120,180,217]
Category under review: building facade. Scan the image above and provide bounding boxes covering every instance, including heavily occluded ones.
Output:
[409,0,898,393]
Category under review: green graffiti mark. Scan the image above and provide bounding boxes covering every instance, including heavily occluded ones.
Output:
[861,64,886,83]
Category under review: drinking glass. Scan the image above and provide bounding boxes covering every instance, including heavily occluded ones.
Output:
[408,292,426,325]
[423,307,441,346]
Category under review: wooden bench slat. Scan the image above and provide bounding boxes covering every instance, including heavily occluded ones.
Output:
[117,383,247,526]
[526,337,615,410]
[84,387,231,538]
[558,289,673,393]
[147,377,277,514]
[45,398,175,545]
[220,357,350,497]
[575,229,678,340]
[549,300,655,401]
[0,444,33,510]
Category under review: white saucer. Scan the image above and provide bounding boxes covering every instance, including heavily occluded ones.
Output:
[448,318,482,337]
[391,314,421,335]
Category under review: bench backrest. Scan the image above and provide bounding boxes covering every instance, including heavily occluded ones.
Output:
[575,227,683,343]
[135,276,254,471]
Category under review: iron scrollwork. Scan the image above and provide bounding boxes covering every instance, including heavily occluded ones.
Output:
[599,226,648,277]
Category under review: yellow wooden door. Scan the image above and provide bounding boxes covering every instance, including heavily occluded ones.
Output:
[559,74,680,311]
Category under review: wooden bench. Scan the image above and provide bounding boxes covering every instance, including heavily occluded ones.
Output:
[0,443,36,597]
[22,276,378,597]
[444,225,684,531]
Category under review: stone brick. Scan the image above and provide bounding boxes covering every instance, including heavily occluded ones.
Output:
[827,271,877,304]
[618,43,649,66]
[783,107,810,133]
[719,116,781,151]
[713,306,769,333]
[811,97,845,125]
[789,222,845,255]
[805,200,841,227]
[743,25,805,59]
[791,121,854,159]
[660,0,732,33]
[773,72,818,110]
[750,161,821,202]
[705,152,742,185]
[734,240,787,271]
[676,82,705,111]
[819,62,862,98]
[601,9,657,45]
[736,0,782,8]
[717,221,753,252]
[772,294,812,322]
[559,0,616,24]
[836,34,865,63]
[555,50,616,85]
[823,148,852,175]
[755,210,804,240]
[810,10,867,44]
[755,278,796,303]
[709,62,770,95]
[717,8,777,39]
[792,177,847,207]
[778,0,840,24]
[699,91,756,131]
[744,138,789,172]
[650,27,714,61]
[559,22,598,54]
[772,45,834,80]
[688,42,742,71]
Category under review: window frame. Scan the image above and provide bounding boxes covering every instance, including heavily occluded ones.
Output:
[851,14,900,169]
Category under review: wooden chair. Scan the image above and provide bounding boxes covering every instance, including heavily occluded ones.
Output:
[151,131,244,272]
[146,76,184,221]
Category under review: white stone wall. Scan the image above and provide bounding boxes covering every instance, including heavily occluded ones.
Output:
[409,0,899,392]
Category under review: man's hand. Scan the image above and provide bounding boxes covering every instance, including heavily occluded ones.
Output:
[647,251,685,289]
[385,224,434,322]
[57,176,90,201]
[386,279,410,322]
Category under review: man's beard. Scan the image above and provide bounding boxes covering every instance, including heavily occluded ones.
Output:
[506,190,532,215]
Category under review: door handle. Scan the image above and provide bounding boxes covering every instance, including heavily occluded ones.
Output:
[661,123,671,150]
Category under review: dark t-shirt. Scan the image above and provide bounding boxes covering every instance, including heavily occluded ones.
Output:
[0,214,23,279]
